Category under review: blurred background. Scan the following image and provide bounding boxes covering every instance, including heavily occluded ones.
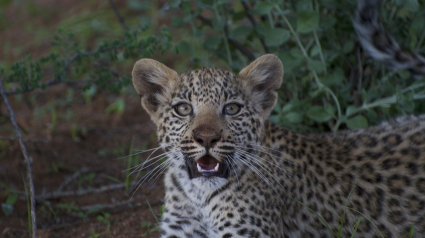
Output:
[0,0,424,237]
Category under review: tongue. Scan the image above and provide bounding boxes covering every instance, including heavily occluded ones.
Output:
[197,155,219,170]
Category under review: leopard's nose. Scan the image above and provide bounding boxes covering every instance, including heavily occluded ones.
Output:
[193,131,221,152]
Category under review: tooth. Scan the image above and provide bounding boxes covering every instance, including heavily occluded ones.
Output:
[197,163,202,172]
[214,163,219,172]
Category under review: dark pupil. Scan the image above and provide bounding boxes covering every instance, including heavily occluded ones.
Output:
[226,105,237,114]
[181,105,188,112]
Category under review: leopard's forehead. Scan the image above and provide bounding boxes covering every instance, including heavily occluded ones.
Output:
[172,67,245,104]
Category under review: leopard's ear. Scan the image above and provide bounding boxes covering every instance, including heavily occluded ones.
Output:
[132,59,178,118]
[238,54,283,118]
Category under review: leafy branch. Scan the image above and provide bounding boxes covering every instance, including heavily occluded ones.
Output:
[3,26,175,95]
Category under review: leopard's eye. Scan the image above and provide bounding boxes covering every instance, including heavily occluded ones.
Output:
[223,103,241,115]
[174,103,192,116]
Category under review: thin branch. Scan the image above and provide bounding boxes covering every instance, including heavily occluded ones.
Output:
[241,1,269,53]
[0,135,48,143]
[0,79,37,238]
[108,0,129,31]
[196,14,255,61]
[46,199,164,231]
[79,199,163,212]
[38,183,124,199]
[56,167,90,192]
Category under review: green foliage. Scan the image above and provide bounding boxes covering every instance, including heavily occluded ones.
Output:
[97,212,112,234]
[1,0,425,134]
[3,25,175,94]
[105,97,125,115]
[168,0,425,132]
[88,229,101,238]
[142,200,163,236]
[1,186,17,216]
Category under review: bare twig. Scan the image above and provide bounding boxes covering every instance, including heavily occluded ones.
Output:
[56,167,90,192]
[79,198,163,212]
[0,79,37,238]
[39,183,125,199]
[48,199,164,231]
[241,1,269,53]
[0,135,48,143]
[196,14,255,61]
[108,0,129,31]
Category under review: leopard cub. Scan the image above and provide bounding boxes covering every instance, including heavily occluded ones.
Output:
[132,53,425,237]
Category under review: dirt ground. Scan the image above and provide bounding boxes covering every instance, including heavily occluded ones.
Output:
[0,0,169,237]
[1,85,164,238]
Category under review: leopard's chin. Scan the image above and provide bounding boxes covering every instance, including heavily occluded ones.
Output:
[186,154,229,179]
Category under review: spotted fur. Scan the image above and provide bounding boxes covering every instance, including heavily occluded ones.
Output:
[132,53,425,237]
[130,1,425,237]
[353,0,425,77]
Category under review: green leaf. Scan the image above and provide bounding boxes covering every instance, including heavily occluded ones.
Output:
[346,115,368,129]
[192,28,204,38]
[410,225,415,238]
[412,15,425,34]
[307,106,333,122]
[181,1,192,13]
[307,59,326,74]
[127,0,151,10]
[171,16,185,27]
[194,0,213,9]
[203,36,222,50]
[252,2,273,15]
[264,28,290,47]
[278,51,304,71]
[176,40,194,54]
[5,193,17,205]
[398,92,415,113]
[105,98,125,115]
[296,0,312,12]
[321,67,344,86]
[310,45,320,57]
[168,0,181,8]
[345,105,357,117]
[86,204,105,215]
[409,28,417,50]
[366,88,380,102]
[1,203,13,216]
[284,112,304,124]
[324,102,335,117]
[320,16,336,29]
[343,40,355,54]
[228,26,253,40]
[401,0,419,12]
[297,10,319,33]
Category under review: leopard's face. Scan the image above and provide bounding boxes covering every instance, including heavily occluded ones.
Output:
[152,68,265,189]
[132,55,283,191]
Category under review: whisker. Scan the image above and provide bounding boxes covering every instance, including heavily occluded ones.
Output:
[115,146,162,160]
[129,158,171,198]
[226,154,240,187]
[126,150,174,175]
[234,145,294,165]
[235,149,289,197]
[252,144,295,162]
[235,152,279,194]
[235,148,291,178]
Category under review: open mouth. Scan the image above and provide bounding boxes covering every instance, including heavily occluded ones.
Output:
[186,154,229,179]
